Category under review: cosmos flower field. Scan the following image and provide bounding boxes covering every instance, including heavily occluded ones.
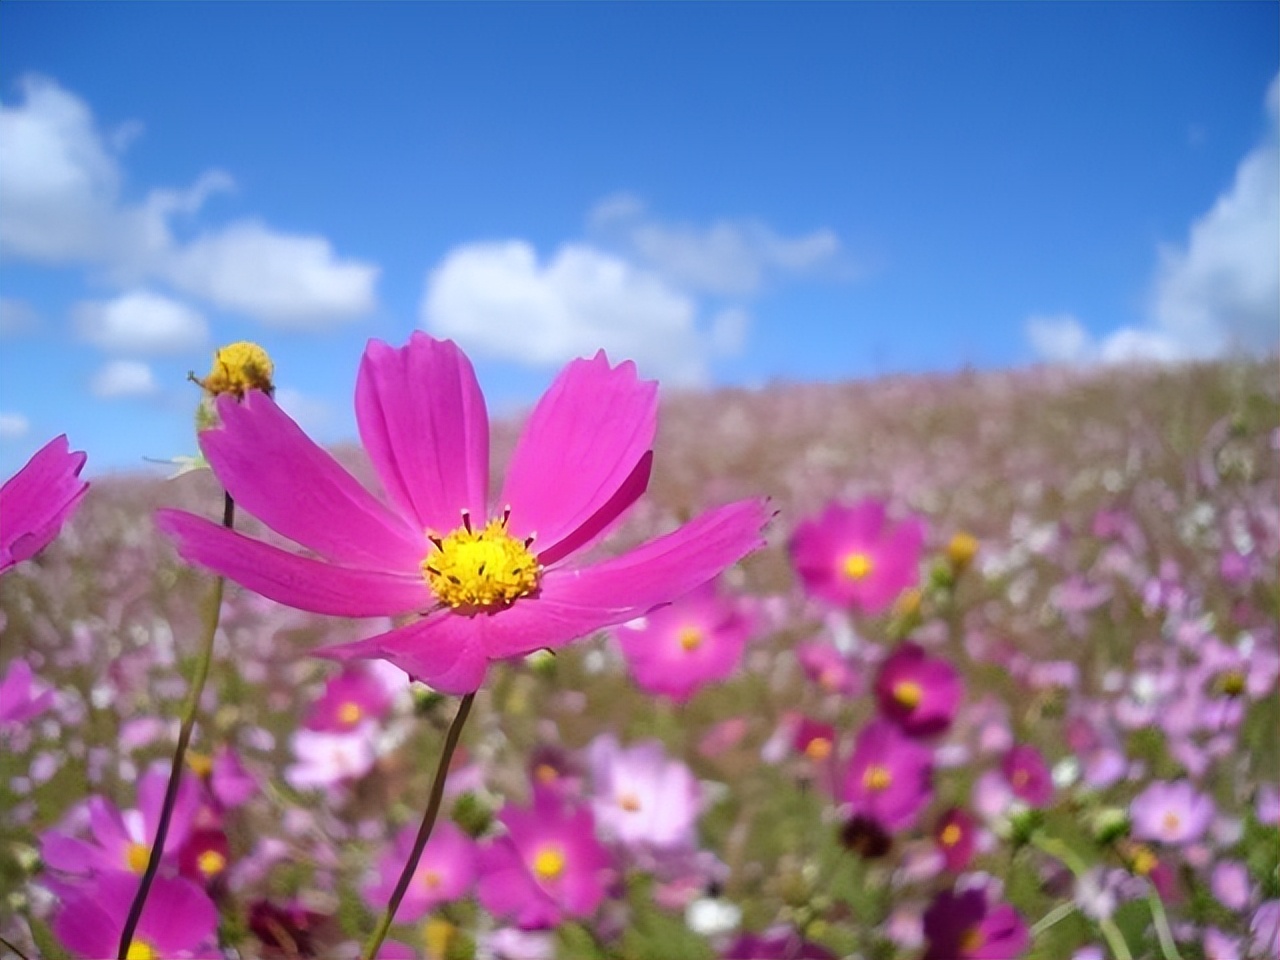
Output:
[1,349,1277,960]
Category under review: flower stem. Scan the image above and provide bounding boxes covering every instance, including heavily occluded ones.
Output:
[1030,900,1077,937]
[1147,883,1182,960]
[1030,831,1133,960]
[118,494,234,960]
[361,691,476,960]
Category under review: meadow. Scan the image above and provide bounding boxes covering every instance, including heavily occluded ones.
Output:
[1,353,1277,960]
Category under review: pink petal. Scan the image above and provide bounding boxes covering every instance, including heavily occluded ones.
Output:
[315,614,491,695]
[156,510,430,618]
[0,434,88,571]
[501,352,657,558]
[355,333,490,534]
[202,392,424,571]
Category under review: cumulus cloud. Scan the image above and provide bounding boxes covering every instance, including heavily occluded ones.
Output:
[90,359,158,398]
[422,240,709,385]
[0,75,378,327]
[0,412,30,440]
[0,297,39,336]
[589,193,843,296]
[1029,73,1279,365]
[275,386,332,435]
[74,289,208,354]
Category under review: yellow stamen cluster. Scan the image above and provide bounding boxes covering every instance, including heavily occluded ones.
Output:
[677,626,704,652]
[198,849,227,877]
[423,515,541,611]
[947,531,980,571]
[422,868,442,889]
[1216,670,1247,698]
[126,841,150,873]
[805,738,833,761]
[892,680,923,709]
[186,750,214,778]
[424,918,457,959]
[126,941,158,960]
[533,846,566,881]
[863,764,892,791]
[959,928,984,954]
[1161,811,1181,835]
[843,551,874,581]
[1128,843,1158,876]
[196,341,275,398]
[618,791,642,813]
[940,823,963,847]
[337,701,363,726]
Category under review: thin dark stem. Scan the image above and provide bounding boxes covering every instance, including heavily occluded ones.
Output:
[118,494,234,959]
[0,934,30,960]
[361,692,476,960]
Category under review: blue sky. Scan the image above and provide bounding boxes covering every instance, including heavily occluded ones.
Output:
[1,3,1276,477]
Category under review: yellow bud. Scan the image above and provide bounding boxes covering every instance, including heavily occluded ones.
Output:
[947,532,980,572]
[195,341,275,399]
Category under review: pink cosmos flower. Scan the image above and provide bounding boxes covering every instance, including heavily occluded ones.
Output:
[157,333,769,694]
[305,665,394,732]
[1001,744,1054,808]
[587,734,702,852]
[788,498,924,614]
[52,873,219,959]
[478,793,612,929]
[364,821,476,922]
[796,640,860,696]
[1130,780,1215,845]
[922,887,1029,960]
[613,580,755,702]
[0,434,88,575]
[874,642,963,737]
[842,719,933,833]
[933,807,978,872]
[41,765,200,878]
[0,657,56,725]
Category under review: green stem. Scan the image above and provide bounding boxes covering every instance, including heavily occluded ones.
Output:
[1029,832,1133,960]
[1030,901,1077,937]
[361,692,476,960]
[1147,884,1182,960]
[118,494,234,960]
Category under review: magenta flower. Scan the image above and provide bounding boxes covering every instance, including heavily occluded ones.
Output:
[587,734,702,852]
[789,498,924,614]
[41,765,200,877]
[0,434,87,575]
[922,887,1029,960]
[52,872,218,959]
[478,794,612,929]
[158,333,768,694]
[613,580,755,702]
[305,665,394,732]
[796,641,860,696]
[1130,780,1215,845]
[842,719,933,833]
[364,820,476,922]
[0,657,56,726]
[1001,744,1054,808]
[874,642,963,737]
[933,807,978,872]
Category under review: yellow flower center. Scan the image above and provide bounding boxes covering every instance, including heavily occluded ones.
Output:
[337,701,362,726]
[959,927,984,954]
[198,341,275,398]
[863,764,892,791]
[534,762,558,784]
[947,532,979,568]
[424,917,456,959]
[186,750,213,778]
[892,679,923,709]
[1217,670,1247,697]
[126,940,157,960]
[198,849,227,877]
[422,867,442,889]
[843,551,874,581]
[1161,811,1181,835]
[126,841,150,873]
[804,737,833,761]
[422,514,541,611]
[940,823,963,847]
[1131,844,1158,876]
[678,626,704,651]
[532,846,565,881]
[618,791,642,812]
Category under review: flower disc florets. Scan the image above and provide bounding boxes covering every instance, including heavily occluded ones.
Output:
[423,514,541,611]
[197,342,275,398]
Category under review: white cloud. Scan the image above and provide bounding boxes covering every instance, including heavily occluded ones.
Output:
[90,359,158,398]
[0,75,378,327]
[0,412,30,440]
[1029,73,1279,366]
[0,297,39,336]
[74,289,208,354]
[588,193,843,296]
[165,221,378,327]
[422,240,709,385]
